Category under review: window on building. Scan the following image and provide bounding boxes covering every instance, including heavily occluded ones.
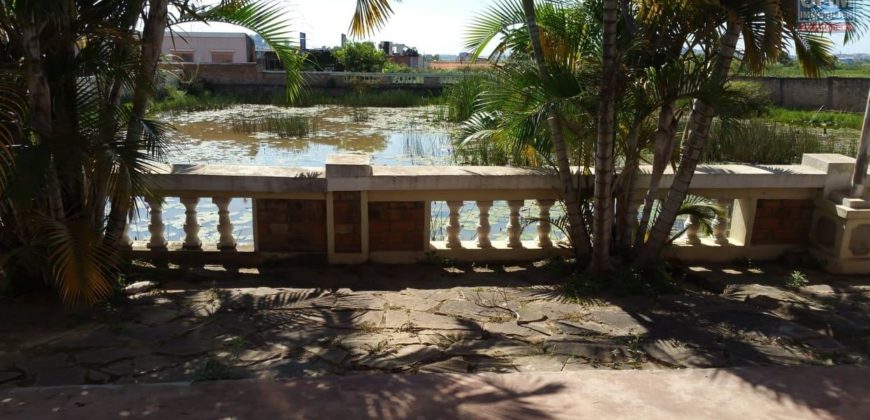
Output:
[170,50,194,63]
[210,51,235,64]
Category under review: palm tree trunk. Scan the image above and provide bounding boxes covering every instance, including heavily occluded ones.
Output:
[636,21,742,266]
[589,0,619,272]
[850,89,870,197]
[95,4,143,227]
[105,0,169,246]
[635,102,678,248]
[615,119,642,251]
[521,0,591,257]
[21,22,64,222]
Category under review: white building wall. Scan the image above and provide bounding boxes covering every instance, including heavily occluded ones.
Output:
[162,33,252,63]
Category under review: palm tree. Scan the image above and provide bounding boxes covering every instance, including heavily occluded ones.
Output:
[352,0,867,271]
[520,0,592,258]
[635,0,869,265]
[0,0,302,304]
[589,0,618,272]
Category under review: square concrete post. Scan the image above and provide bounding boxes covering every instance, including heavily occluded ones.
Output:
[729,198,757,247]
[803,153,870,273]
[326,154,373,264]
[801,154,856,201]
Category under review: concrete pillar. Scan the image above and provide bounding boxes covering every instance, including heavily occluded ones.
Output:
[536,199,555,249]
[507,200,524,249]
[802,154,856,200]
[730,198,757,247]
[213,197,237,251]
[180,197,202,251]
[146,197,168,251]
[325,154,373,264]
[476,200,493,249]
[446,201,464,249]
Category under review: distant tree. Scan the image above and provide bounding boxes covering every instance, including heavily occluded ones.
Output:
[334,42,387,72]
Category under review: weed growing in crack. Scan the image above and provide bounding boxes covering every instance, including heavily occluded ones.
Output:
[785,270,809,290]
[193,359,236,382]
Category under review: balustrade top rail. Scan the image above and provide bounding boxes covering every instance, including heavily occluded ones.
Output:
[143,157,853,197]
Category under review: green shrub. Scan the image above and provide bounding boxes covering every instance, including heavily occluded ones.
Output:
[785,270,809,290]
[765,107,864,131]
[193,359,236,382]
[443,74,487,122]
[561,262,683,301]
[334,42,387,73]
[229,114,312,137]
[703,119,857,164]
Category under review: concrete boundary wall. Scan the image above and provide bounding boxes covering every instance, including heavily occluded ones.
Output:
[170,63,457,93]
[735,76,870,112]
[168,63,870,111]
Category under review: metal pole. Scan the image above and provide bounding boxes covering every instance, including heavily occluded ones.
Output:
[850,89,870,198]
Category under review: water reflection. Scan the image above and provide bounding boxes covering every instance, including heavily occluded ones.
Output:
[164,105,452,167]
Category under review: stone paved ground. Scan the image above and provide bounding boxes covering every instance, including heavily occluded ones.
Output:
[0,261,867,387]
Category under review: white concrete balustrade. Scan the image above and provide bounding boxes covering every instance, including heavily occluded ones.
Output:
[122,154,870,273]
[134,195,245,254]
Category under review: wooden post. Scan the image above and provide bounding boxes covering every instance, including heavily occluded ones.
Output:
[850,89,870,198]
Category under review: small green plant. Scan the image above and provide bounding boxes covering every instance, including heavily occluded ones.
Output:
[442,74,486,122]
[193,359,236,382]
[785,270,809,289]
[562,272,606,301]
[350,106,371,122]
[229,114,311,138]
[563,262,683,301]
[703,119,857,165]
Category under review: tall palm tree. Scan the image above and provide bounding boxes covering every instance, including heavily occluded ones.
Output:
[635,0,870,265]
[0,0,302,304]
[520,0,592,258]
[589,0,618,272]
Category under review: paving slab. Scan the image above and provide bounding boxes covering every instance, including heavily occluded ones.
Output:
[1,367,866,419]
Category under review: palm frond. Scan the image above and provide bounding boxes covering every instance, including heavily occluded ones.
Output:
[37,218,118,305]
[465,0,526,61]
[646,194,723,244]
[349,0,401,38]
[0,75,26,195]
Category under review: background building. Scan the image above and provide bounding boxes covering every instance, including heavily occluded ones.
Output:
[162,32,255,64]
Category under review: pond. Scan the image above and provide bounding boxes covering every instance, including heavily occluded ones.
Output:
[163,105,454,167]
[127,105,563,247]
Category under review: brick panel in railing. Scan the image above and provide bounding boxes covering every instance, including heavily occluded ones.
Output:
[256,199,327,253]
[752,199,814,245]
[369,202,425,252]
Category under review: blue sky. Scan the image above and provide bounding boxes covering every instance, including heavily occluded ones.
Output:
[178,0,870,56]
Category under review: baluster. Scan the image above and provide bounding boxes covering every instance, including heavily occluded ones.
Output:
[180,197,202,251]
[446,201,464,249]
[213,197,237,251]
[507,200,524,249]
[146,198,167,251]
[685,214,702,246]
[713,199,731,245]
[536,199,555,249]
[120,222,134,251]
[476,201,493,249]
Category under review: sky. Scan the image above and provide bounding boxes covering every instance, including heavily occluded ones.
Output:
[176,0,870,56]
[177,0,490,55]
